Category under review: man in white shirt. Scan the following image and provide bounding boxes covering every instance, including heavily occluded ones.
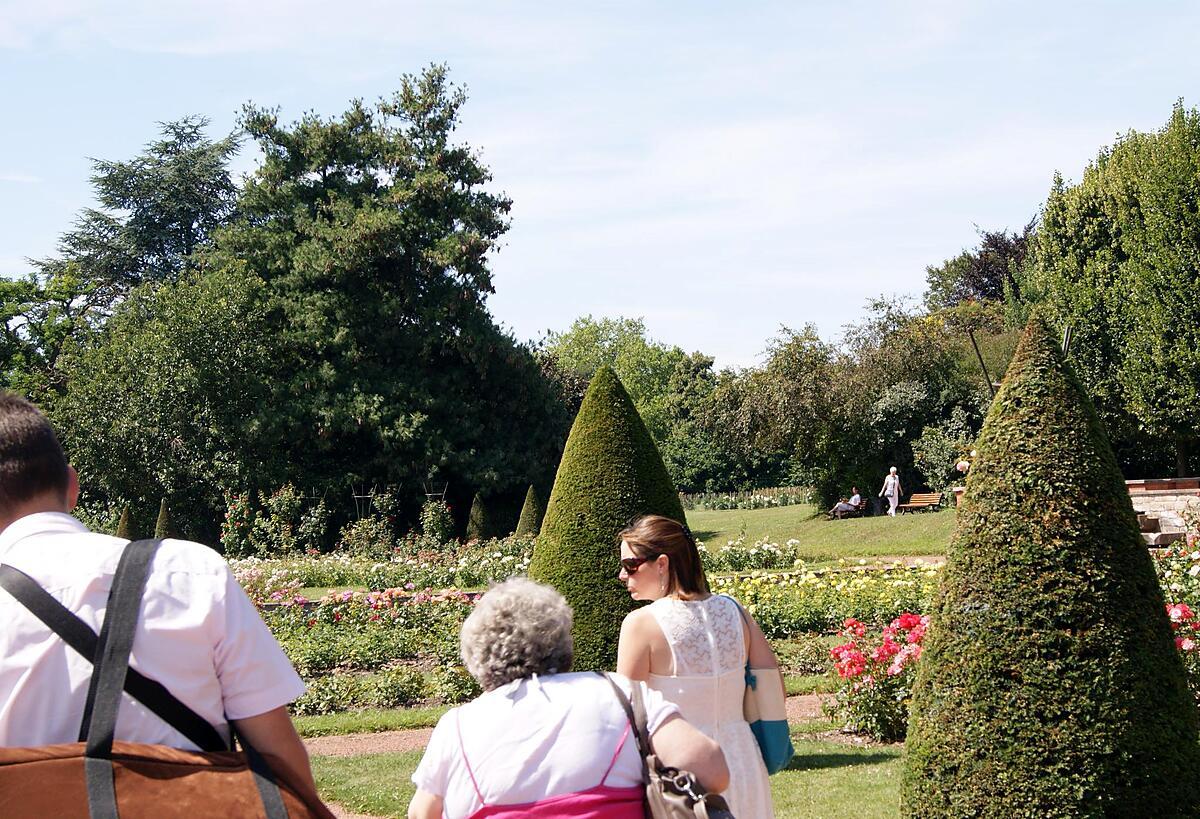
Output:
[829,486,863,519]
[0,392,317,798]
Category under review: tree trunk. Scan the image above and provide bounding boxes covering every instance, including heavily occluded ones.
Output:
[1176,434,1191,478]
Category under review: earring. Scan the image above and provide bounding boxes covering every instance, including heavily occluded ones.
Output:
[659,572,666,593]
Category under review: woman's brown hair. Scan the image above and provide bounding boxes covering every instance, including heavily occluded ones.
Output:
[619,514,709,598]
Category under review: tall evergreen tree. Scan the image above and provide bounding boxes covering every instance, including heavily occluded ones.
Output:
[529,367,684,671]
[902,315,1200,816]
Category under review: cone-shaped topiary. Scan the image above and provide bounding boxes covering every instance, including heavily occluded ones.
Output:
[154,498,173,539]
[514,484,544,537]
[529,366,685,671]
[115,507,132,540]
[902,315,1200,817]
[465,493,492,542]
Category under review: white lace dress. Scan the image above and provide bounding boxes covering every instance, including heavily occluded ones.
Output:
[646,595,775,819]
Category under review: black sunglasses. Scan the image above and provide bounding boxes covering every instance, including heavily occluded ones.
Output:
[619,556,651,573]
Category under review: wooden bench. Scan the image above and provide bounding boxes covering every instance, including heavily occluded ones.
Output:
[897,492,943,514]
[829,498,868,519]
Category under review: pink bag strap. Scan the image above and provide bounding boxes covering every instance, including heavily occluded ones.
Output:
[455,709,486,803]
[600,721,632,786]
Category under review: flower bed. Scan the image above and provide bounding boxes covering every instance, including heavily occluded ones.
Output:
[711,561,941,637]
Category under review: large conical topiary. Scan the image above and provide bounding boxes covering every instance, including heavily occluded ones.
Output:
[529,366,685,671]
[514,484,544,537]
[902,315,1200,816]
[465,493,493,542]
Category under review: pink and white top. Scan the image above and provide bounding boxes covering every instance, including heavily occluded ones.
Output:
[412,672,678,818]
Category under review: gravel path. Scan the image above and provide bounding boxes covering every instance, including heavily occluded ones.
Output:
[306,694,831,759]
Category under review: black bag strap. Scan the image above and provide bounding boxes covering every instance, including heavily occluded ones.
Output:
[1,541,290,819]
[0,554,226,753]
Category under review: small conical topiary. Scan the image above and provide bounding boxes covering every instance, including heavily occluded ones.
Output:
[529,366,685,671]
[514,484,544,537]
[154,498,174,539]
[465,494,492,542]
[902,315,1200,816]
[115,507,132,540]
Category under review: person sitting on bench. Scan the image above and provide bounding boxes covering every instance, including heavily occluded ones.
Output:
[829,487,861,519]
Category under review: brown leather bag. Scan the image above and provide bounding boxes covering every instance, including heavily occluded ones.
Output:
[0,539,333,819]
[602,673,735,819]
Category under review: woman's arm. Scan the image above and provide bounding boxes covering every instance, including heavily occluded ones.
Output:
[408,790,443,819]
[650,714,730,794]
[617,610,653,680]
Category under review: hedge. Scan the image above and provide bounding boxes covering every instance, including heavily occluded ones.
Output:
[529,366,684,670]
[902,315,1200,817]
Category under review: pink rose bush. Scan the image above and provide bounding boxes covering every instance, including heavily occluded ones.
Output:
[827,613,928,741]
[1166,601,1200,701]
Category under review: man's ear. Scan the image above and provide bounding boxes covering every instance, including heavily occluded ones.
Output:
[65,465,80,512]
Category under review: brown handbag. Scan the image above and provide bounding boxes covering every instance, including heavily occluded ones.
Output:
[0,539,333,819]
[602,673,735,819]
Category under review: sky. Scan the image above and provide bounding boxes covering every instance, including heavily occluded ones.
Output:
[2,1,1199,368]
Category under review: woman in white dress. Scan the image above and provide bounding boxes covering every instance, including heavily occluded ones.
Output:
[616,515,780,819]
[879,466,903,517]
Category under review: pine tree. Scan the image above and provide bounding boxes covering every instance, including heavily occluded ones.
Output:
[529,366,684,671]
[902,315,1200,816]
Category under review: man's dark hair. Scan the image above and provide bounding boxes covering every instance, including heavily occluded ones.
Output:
[0,392,69,514]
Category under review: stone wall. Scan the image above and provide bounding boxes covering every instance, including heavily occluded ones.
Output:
[1127,480,1200,534]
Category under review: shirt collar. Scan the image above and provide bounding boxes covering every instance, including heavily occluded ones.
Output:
[0,512,89,555]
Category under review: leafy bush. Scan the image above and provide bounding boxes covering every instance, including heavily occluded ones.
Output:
[826,614,927,741]
[1167,602,1200,703]
[73,497,122,536]
[433,663,482,704]
[221,493,255,556]
[338,515,395,560]
[292,667,425,715]
[698,536,793,572]
[529,366,685,671]
[419,499,455,543]
[903,316,1200,816]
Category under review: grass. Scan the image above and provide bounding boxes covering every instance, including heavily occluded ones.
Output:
[311,735,905,818]
[687,503,955,562]
[294,705,449,738]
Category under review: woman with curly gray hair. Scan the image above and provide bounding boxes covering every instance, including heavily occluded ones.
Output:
[408,577,728,819]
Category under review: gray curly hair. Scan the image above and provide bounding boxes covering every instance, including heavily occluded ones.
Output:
[460,577,574,691]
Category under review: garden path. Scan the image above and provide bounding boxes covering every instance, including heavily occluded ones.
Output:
[305,694,830,758]
[311,695,832,818]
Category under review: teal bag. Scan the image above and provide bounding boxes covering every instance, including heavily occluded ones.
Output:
[743,663,795,774]
[723,595,795,774]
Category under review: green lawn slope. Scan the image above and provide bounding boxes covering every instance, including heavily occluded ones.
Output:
[687,504,955,562]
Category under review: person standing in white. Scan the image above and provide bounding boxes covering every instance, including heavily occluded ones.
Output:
[617,514,780,819]
[0,392,318,801]
[879,466,903,517]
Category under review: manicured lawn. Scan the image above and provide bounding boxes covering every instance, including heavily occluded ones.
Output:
[311,737,904,818]
[687,504,955,562]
